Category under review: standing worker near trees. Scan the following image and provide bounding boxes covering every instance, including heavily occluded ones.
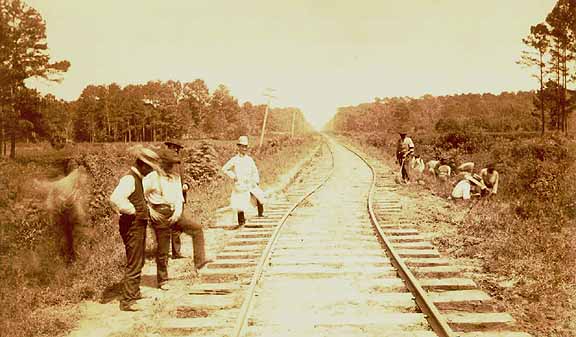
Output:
[396,131,415,183]
[222,136,266,228]
[109,146,160,312]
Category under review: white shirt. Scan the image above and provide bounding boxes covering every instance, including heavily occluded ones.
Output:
[222,154,260,190]
[452,179,471,200]
[142,171,184,207]
[109,167,143,215]
[402,137,415,149]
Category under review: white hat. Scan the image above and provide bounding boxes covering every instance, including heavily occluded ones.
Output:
[457,162,475,172]
[237,136,249,146]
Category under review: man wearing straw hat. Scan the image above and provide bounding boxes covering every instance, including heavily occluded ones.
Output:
[451,162,487,200]
[110,146,161,311]
[222,136,266,228]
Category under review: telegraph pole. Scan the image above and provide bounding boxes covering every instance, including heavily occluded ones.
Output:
[259,88,276,148]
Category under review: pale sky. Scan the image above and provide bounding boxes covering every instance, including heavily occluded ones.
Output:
[27,0,556,129]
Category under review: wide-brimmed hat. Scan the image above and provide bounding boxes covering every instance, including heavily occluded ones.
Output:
[458,162,475,172]
[237,136,249,146]
[164,140,183,150]
[129,145,159,166]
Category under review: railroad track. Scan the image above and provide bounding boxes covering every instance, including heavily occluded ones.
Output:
[158,137,531,337]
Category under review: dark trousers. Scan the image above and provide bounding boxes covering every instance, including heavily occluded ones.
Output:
[173,212,207,267]
[401,156,411,181]
[119,215,147,306]
[151,222,171,286]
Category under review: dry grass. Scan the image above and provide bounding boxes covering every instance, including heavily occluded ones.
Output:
[0,134,320,337]
[334,132,576,337]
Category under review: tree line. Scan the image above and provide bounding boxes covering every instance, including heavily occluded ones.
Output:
[328,0,575,136]
[0,0,311,158]
[326,91,539,134]
[41,80,310,144]
[519,0,576,134]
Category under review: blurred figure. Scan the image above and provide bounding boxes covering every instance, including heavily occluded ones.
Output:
[110,146,160,311]
[426,159,440,176]
[436,163,452,181]
[480,163,500,196]
[222,136,266,228]
[411,155,425,175]
[45,160,89,264]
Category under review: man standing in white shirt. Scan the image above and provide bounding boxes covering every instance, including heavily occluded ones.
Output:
[222,136,265,228]
[142,149,184,290]
[109,146,160,311]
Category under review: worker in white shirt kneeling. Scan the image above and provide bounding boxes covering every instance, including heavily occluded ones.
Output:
[451,162,487,201]
[222,136,266,228]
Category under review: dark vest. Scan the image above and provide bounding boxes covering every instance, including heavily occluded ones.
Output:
[127,169,149,220]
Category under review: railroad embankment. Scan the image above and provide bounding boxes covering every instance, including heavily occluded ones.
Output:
[0,134,321,337]
[335,131,576,337]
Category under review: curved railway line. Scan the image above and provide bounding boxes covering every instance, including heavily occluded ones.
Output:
[159,136,532,337]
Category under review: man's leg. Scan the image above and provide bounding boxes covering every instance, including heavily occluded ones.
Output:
[170,222,183,258]
[152,223,171,289]
[179,214,212,270]
[119,218,146,311]
[237,211,245,227]
[256,199,264,217]
[190,228,209,269]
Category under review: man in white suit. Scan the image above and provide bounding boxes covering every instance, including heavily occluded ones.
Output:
[222,136,266,228]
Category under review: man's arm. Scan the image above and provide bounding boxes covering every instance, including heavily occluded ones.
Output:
[110,175,136,214]
[222,157,237,180]
[251,158,260,185]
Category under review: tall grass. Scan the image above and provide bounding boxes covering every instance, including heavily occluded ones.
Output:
[0,134,320,337]
[334,131,576,337]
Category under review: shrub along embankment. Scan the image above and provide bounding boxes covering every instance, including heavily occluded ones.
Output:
[0,133,320,337]
[334,131,575,337]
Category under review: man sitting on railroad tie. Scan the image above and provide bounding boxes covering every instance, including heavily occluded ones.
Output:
[450,162,487,201]
[222,136,266,228]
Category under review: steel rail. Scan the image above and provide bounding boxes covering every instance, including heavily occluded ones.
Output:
[339,137,457,337]
[231,138,336,337]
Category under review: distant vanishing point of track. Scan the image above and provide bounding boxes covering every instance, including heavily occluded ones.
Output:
[158,136,532,337]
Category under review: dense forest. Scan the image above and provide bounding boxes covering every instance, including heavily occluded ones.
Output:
[1,80,311,154]
[41,80,310,143]
[326,91,543,134]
